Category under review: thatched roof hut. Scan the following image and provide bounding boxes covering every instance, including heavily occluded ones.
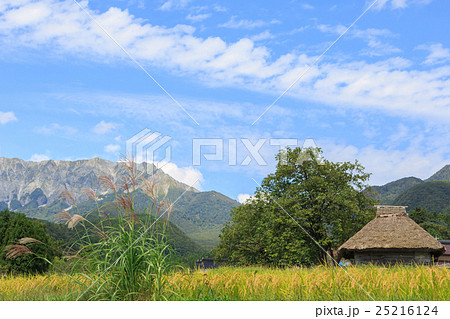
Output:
[338,206,445,265]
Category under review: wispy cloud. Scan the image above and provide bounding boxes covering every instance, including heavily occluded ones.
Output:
[0,111,17,124]
[417,43,450,65]
[219,16,280,29]
[104,144,120,153]
[316,24,401,56]
[323,140,448,186]
[36,123,78,136]
[93,120,117,134]
[186,13,211,23]
[250,30,275,42]
[29,153,50,162]
[159,0,191,11]
[301,3,314,10]
[374,0,432,10]
[2,1,449,123]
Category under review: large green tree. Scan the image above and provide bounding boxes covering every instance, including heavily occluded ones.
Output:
[216,147,376,266]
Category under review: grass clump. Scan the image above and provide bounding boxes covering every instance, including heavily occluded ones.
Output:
[62,159,176,301]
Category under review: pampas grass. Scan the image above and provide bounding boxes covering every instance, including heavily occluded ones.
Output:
[60,158,174,301]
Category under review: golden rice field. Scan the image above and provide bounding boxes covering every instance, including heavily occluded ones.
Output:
[0,265,449,301]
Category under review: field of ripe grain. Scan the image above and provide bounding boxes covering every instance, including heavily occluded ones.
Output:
[0,265,449,301]
[0,274,78,301]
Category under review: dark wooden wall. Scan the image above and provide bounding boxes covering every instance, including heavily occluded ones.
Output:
[355,250,431,265]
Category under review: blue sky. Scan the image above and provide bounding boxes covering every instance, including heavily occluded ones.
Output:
[0,0,449,202]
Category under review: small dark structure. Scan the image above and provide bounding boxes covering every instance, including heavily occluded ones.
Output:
[337,206,445,265]
[437,240,450,265]
[196,258,227,269]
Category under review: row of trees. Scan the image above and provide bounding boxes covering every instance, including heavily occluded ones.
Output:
[409,207,450,239]
[215,147,376,266]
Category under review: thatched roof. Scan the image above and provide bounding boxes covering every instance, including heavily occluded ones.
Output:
[338,206,445,259]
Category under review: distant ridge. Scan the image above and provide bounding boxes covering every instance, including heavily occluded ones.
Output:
[368,164,450,213]
[426,165,450,182]
[392,181,450,213]
[0,157,239,249]
[369,177,424,205]
[0,157,195,207]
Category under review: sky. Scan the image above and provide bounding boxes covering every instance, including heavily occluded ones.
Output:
[0,0,449,203]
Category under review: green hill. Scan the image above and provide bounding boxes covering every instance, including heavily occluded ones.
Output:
[23,186,239,251]
[392,180,450,213]
[426,165,450,182]
[368,177,424,205]
[167,189,239,250]
[1,209,205,260]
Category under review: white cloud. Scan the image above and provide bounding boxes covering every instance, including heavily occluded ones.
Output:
[29,153,50,162]
[250,30,275,42]
[374,0,432,10]
[93,120,117,134]
[186,13,211,23]
[316,24,347,35]
[0,111,17,124]
[322,141,449,186]
[286,58,450,121]
[237,193,253,204]
[3,1,51,26]
[219,16,280,29]
[159,162,204,190]
[36,123,77,135]
[417,43,450,65]
[301,3,314,10]
[160,0,191,11]
[316,24,400,56]
[104,144,120,153]
[1,1,449,122]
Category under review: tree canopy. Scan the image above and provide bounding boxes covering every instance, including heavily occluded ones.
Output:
[0,210,59,274]
[408,207,450,240]
[215,147,376,266]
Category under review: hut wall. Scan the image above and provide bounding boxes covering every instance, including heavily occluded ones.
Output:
[354,250,431,265]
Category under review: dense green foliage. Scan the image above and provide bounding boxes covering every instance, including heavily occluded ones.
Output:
[0,210,59,274]
[215,147,375,266]
[426,165,450,182]
[166,189,239,250]
[392,181,450,213]
[408,207,450,239]
[368,177,424,205]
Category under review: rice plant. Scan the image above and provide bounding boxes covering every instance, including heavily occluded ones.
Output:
[1,264,448,301]
[165,265,450,301]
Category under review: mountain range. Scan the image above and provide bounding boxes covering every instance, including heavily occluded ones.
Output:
[1,157,448,251]
[369,165,450,213]
[0,157,239,250]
